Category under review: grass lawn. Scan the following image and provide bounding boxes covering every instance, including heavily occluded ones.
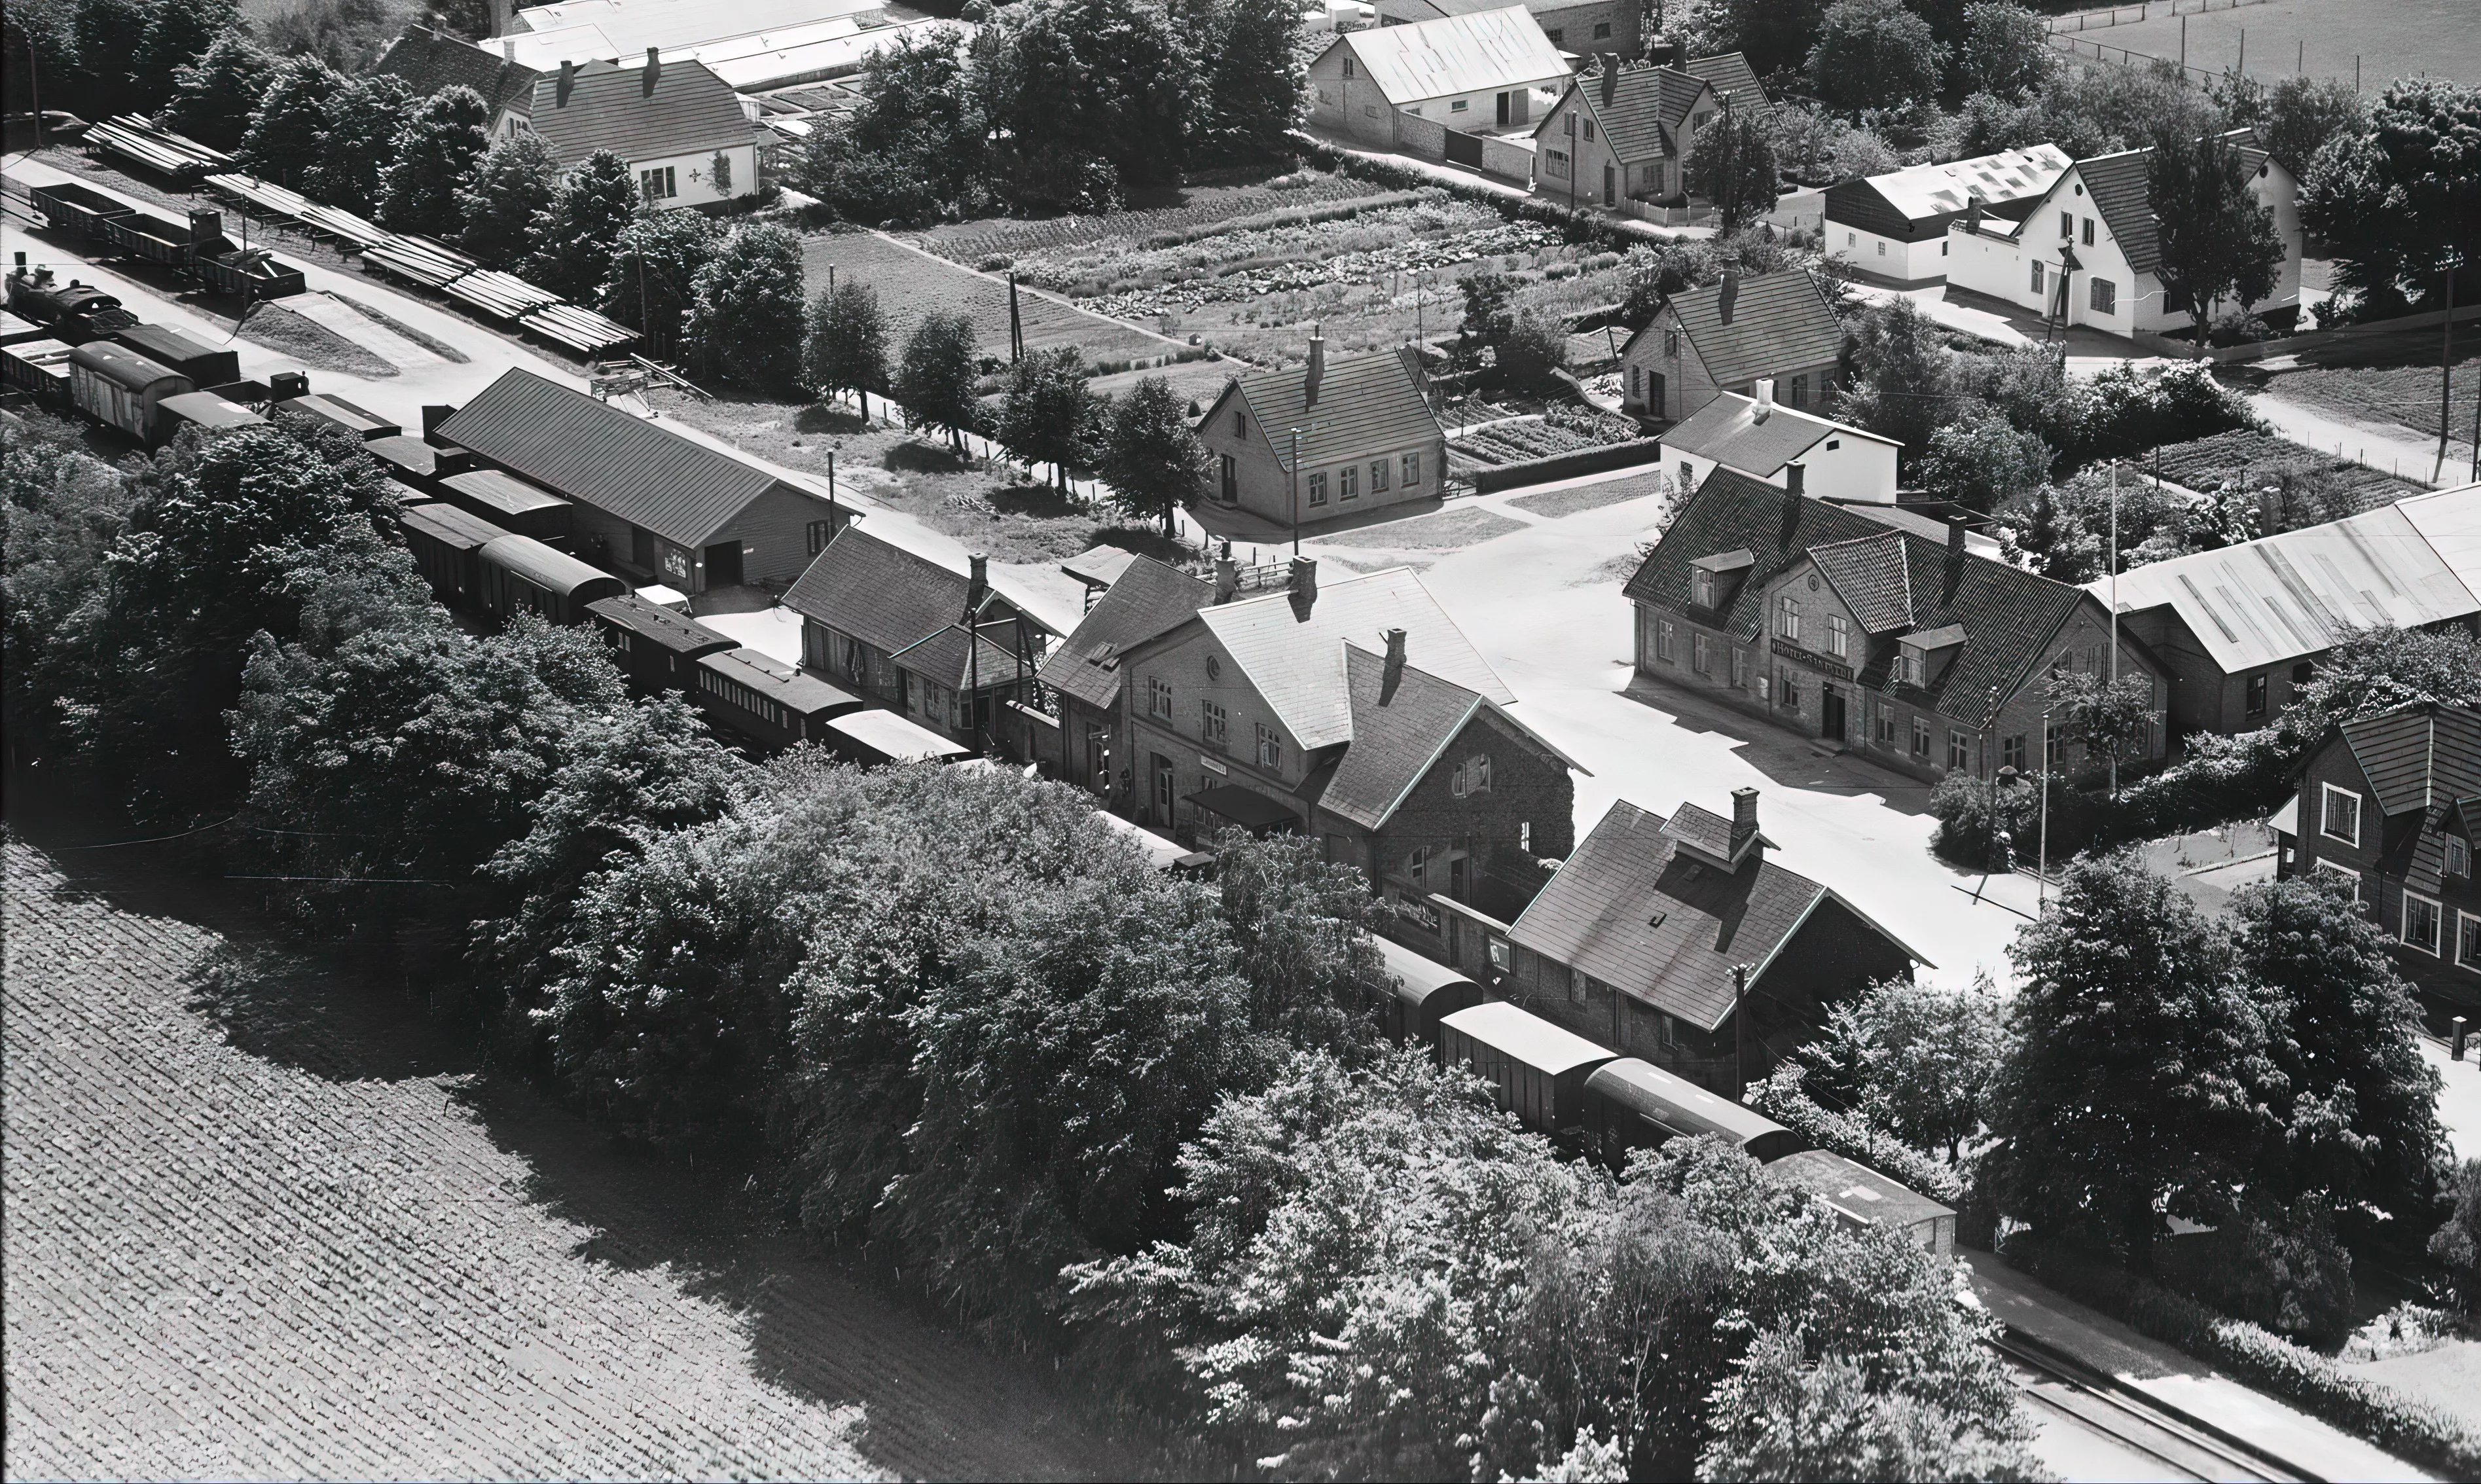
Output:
[800,230,1171,369]
[2268,356,2479,441]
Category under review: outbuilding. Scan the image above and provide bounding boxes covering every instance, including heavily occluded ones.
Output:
[1307,7,1568,147]
[1824,145,2069,287]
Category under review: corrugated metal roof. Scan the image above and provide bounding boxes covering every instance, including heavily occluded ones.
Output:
[1849,145,2069,225]
[1336,7,1568,105]
[1770,1148,1951,1225]
[1440,1000,1614,1076]
[1659,270,1848,396]
[1191,566,1512,749]
[531,58,755,170]
[1040,554,1214,712]
[439,369,804,547]
[2095,489,2481,674]
[1223,347,1442,475]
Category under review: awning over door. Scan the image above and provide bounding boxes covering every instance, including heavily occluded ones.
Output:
[1187,784,1302,837]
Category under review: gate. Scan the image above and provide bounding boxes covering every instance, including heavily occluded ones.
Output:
[1443,130,1485,168]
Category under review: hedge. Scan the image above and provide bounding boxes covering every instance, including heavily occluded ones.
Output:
[1743,1063,1966,1206]
[2004,1233,2481,1479]
[1469,438,1665,492]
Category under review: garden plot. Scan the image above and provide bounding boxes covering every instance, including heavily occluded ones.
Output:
[909,169,1400,264]
[800,230,1170,367]
[2145,428,2431,510]
[1449,407,1643,480]
[2267,355,2477,441]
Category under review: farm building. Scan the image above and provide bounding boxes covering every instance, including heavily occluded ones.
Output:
[1307,7,1569,147]
[1501,793,1924,1097]
[1659,389,1898,505]
[2096,482,2481,748]
[1196,333,1445,528]
[438,369,842,598]
[1039,553,1216,798]
[1824,145,2070,287]
[1770,1149,1955,1258]
[1532,59,1716,210]
[1618,268,1842,425]
[1371,0,1640,60]
[373,24,545,136]
[1945,130,2303,336]
[530,55,761,206]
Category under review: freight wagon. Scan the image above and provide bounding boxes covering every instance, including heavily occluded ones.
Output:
[2,337,77,408]
[109,323,240,388]
[67,340,192,440]
[154,389,268,435]
[26,181,134,244]
[0,310,48,347]
[437,467,570,543]
[272,392,399,441]
[476,532,626,626]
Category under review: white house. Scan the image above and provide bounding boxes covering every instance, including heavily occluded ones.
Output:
[1822,145,2069,287]
[1305,7,1570,147]
[1663,387,1900,505]
[529,54,761,208]
[1944,130,2302,336]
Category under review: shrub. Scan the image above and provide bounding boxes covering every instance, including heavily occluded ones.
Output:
[2075,361,2261,463]
[1742,1062,1966,1206]
[1928,769,2094,867]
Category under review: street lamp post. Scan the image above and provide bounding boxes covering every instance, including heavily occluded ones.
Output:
[1973,763,2020,905]
[2038,702,2054,907]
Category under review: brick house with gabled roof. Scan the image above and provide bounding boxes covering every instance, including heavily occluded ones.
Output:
[1039,553,1216,796]
[373,24,545,137]
[1532,60,1714,208]
[530,54,760,206]
[1625,469,2171,787]
[1195,332,1447,529]
[2275,701,2481,1010]
[1500,793,1924,1095]
[1619,268,1844,425]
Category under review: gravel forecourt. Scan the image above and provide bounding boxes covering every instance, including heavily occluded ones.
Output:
[2,838,1157,1482]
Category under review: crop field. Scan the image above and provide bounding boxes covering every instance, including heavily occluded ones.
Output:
[908,170,1401,264]
[2145,428,2431,508]
[800,230,1168,367]
[2266,356,2478,442]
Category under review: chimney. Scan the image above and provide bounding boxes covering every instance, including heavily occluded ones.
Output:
[643,47,661,95]
[1783,459,1804,496]
[968,551,989,604]
[1289,555,1318,609]
[1303,323,1325,408]
[557,58,575,106]
[1717,272,1738,325]
[1601,56,1618,107]
[1754,377,1774,420]
[10,251,22,275]
[1381,626,1407,700]
[502,39,516,62]
[1729,787,1760,857]
[1214,541,1239,604]
[1947,516,1969,560]
[1964,194,1983,234]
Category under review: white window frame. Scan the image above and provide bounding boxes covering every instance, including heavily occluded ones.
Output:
[1692,631,1711,675]
[1825,613,1849,659]
[1775,596,1800,643]
[2457,909,2481,969]
[1255,723,1281,770]
[2402,890,2442,956]
[1148,676,1173,719]
[2444,833,2470,878]
[1200,698,1227,746]
[2314,859,2363,902]
[2320,784,2361,846]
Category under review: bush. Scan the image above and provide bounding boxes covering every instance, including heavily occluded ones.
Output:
[1927,769,2094,867]
[2075,361,2262,463]
[2165,1197,2356,1348]
[1741,1062,1966,1206]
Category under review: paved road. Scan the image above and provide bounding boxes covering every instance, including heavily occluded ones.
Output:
[2247,389,2472,492]
[1,837,1159,1481]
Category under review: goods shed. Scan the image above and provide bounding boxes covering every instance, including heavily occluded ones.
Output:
[1438,1000,1617,1134]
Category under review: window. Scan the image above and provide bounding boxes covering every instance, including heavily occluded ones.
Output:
[2404,892,2442,956]
[1877,240,1887,257]
[806,518,835,555]
[1339,464,1358,501]
[2321,784,2361,846]
[2090,278,2116,315]
[1664,329,1680,358]
[1777,670,1800,712]
[1408,845,1428,887]
[1369,458,1388,493]
[2060,210,2073,239]
[2245,674,2268,719]
[1729,647,1747,689]
[1629,365,1642,401]
[1307,471,1328,506]
[1342,54,1354,77]
[1593,20,1610,37]
[1875,706,1897,745]
[1948,730,1970,771]
[2082,216,2095,245]
[1912,717,1932,758]
[1693,111,1712,130]
[1847,231,1856,247]
[2459,910,2481,968]
[1941,240,1948,257]
[1582,118,1597,142]
[2030,261,2045,295]
[1234,410,1246,438]
[1544,26,1563,45]
[1148,676,1172,719]
[1895,648,1923,687]
[2448,834,2471,877]
[2292,661,2315,685]
[1775,596,1800,642]
[1200,698,1227,745]
[1679,458,1695,485]
[2002,734,2025,771]
[1656,619,1676,662]
[1451,99,1468,113]
[1451,753,1492,796]
[1657,1011,1677,1049]
[1825,613,1849,659]
[2315,860,2363,901]
[842,634,869,685]
[1692,632,1711,675]
[1402,452,1422,486]
[1256,723,1281,769]
[1789,373,1808,407]
[1489,936,1512,971]
[1692,569,1715,607]
[640,166,678,200]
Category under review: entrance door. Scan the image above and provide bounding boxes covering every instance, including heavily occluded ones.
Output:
[1821,683,1847,742]
[703,539,744,588]
[1646,371,1665,419]
[1151,753,1175,829]
[1495,92,1511,126]
[1219,453,1237,505]
[1603,164,1615,206]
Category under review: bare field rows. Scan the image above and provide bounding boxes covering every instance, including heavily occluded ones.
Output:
[802,230,1170,366]
[907,171,1394,263]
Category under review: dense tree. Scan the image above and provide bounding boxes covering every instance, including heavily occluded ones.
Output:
[378,84,492,236]
[602,207,721,361]
[1913,402,2052,511]
[1,414,142,767]
[236,54,344,185]
[1953,58,2224,161]
[1993,467,2194,585]
[1790,974,2010,1161]
[1098,375,1208,532]
[130,0,234,103]
[458,130,560,264]
[838,24,985,201]
[304,73,410,215]
[1984,850,2277,1273]
[2074,359,2258,463]
[67,0,152,119]
[2047,667,2156,791]
[1000,346,1098,487]
[894,311,983,451]
[976,0,1197,198]
[2214,72,2366,178]
[684,223,807,390]
[1808,0,1949,116]
[1955,2,2053,100]
[2435,1159,2481,1313]
[1197,0,1303,164]
[1684,102,1781,230]
[2149,126,2287,329]
[2302,79,2481,320]
[162,30,276,153]
[1670,0,1826,77]
[525,150,638,301]
[1834,295,1955,465]
[803,280,890,417]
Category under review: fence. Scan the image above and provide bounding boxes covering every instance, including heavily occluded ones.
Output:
[2044,0,2270,30]
[2046,31,2224,84]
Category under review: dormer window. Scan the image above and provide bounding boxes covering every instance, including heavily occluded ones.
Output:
[1896,649,1923,686]
[1693,570,1715,607]
[2445,833,2470,877]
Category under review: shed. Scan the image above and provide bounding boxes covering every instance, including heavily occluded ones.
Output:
[1375,935,1486,1045]
[273,392,402,441]
[399,500,507,606]
[155,390,268,433]
[109,323,241,388]
[1580,1057,1803,1165]
[477,532,626,625]
[823,707,973,766]
[438,465,572,541]
[585,590,735,695]
[1438,1000,1617,1133]
[1767,1148,1955,1258]
[694,646,867,750]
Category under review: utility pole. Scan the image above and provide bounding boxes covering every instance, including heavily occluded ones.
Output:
[2438,253,2461,485]
[1731,963,1750,1094]
[2109,461,2120,796]
[2038,702,2053,907]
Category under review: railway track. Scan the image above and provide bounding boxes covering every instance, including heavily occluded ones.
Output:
[1993,1327,2320,1483]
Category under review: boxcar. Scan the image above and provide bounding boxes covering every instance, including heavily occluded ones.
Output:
[694,647,867,751]
[155,389,267,435]
[6,270,139,343]
[1438,1002,1618,1136]
[477,533,625,626]
[363,433,468,494]
[437,467,570,543]
[399,501,505,608]
[0,310,46,347]
[1375,937,1487,1046]
[1580,1057,1805,1169]
[822,708,973,766]
[2,338,76,408]
[67,341,193,440]
[271,392,400,441]
[109,323,242,388]
[27,181,135,244]
[585,592,735,696]
[1767,1149,1956,1259]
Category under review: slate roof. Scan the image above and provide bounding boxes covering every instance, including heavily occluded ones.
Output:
[438,369,808,547]
[2336,704,2481,820]
[1187,566,1512,750]
[1628,270,1845,394]
[2071,129,2268,276]
[374,25,545,117]
[530,57,755,170]
[1508,799,1915,1030]
[1809,531,1915,634]
[1657,801,1734,859]
[1560,65,1710,163]
[1221,348,1442,475]
[1623,469,2096,729]
[1330,7,1568,105]
[1680,52,1769,120]
[784,526,1046,693]
[1040,555,1215,712]
[1312,645,1498,831]
[1661,391,1888,477]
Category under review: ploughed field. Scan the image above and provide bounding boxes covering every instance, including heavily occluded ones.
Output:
[799,230,1168,367]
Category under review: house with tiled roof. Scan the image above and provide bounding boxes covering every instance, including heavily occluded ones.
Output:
[1824,145,2070,287]
[1196,331,1447,528]
[1618,268,1846,426]
[1945,129,2303,335]
[1501,793,1923,1095]
[1659,388,1898,504]
[1040,554,1216,795]
[1532,59,1715,209]
[1679,52,1769,121]
[437,368,840,597]
[373,25,545,137]
[2275,701,2481,1004]
[1625,469,2171,786]
[1111,558,1580,945]
[1372,0,1640,60]
[1307,7,1570,147]
[785,526,1059,751]
[530,54,759,206]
